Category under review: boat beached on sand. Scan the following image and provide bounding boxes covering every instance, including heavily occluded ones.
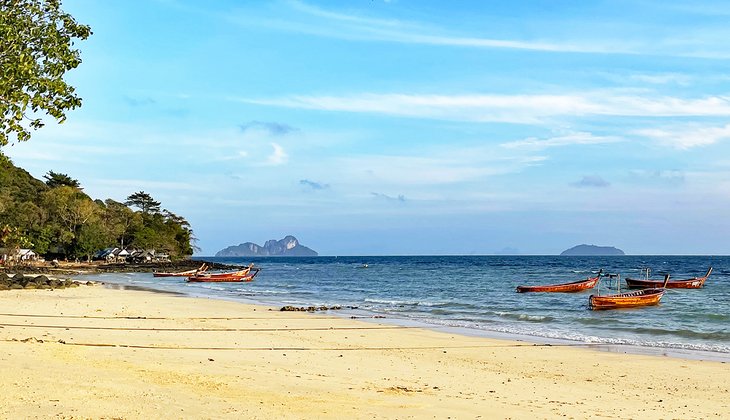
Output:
[589,274,670,310]
[186,264,260,283]
[516,269,602,293]
[625,267,712,289]
[153,263,208,277]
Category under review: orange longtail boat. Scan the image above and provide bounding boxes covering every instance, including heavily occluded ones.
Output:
[625,267,712,289]
[153,263,208,277]
[589,274,670,310]
[516,269,602,293]
[186,266,260,283]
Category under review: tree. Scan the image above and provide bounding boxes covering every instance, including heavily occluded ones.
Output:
[125,191,161,214]
[0,0,92,146]
[43,170,80,188]
[40,185,97,253]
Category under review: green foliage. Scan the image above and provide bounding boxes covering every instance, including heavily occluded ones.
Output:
[0,159,195,260]
[125,191,161,214]
[0,0,92,146]
[43,170,80,188]
[0,224,33,249]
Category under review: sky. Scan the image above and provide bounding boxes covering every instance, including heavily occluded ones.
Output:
[5,0,730,255]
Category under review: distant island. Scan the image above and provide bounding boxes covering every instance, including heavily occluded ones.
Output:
[560,244,625,256]
[215,235,318,257]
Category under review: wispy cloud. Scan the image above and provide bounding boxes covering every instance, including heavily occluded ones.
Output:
[265,143,288,166]
[372,192,406,202]
[269,0,631,54]
[235,92,730,124]
[239,120,298,136]
[502,132,620,150]
[627,73,693,86]
[572,175,610,188]
[628,170,685,186]
[299,179,329,190]
[635,123,730,149]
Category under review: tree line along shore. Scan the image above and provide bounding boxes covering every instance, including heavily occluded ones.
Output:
[0,155,196,266]
[0,259,238,276]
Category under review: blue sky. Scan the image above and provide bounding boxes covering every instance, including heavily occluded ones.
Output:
[6,0,730,255]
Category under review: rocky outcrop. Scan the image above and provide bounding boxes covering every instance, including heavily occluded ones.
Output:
[0,273,91,290]
[215,235,318,257]
[560,244,625,256]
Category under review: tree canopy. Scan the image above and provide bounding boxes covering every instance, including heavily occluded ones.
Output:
[0,0,92,146]
[0,158,195,260]
[125,191,161,214]
[43,170,80,188]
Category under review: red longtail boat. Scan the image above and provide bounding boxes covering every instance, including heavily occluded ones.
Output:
[186,266,260,283]
[516,269,602,293]
[589,274,670,310]
[153,263,208,277]
[625,267,712,289]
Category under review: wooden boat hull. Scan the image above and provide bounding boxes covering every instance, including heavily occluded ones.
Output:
[186,274,254,283]
[187,268,260,283]
[625,268,712,289]
[153,263,208,277]
[516,272,601,293]
[153,270,197,277]
[625,278,704,289]
[589,288,665,310]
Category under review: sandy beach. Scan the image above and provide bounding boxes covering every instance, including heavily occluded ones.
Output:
[0,285,728,419]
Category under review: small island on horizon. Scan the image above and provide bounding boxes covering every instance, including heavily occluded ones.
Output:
[215,235,318,257]
[560,244,625,256]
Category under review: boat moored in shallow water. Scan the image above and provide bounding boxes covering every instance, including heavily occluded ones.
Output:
[626,267,712,289]
[590,274,670,310]
[516,269,602,293]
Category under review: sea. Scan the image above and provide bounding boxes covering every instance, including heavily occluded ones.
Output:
[74,255,730,360]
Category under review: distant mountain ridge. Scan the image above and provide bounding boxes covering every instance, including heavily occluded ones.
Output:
[215,235,318,257]
[560,244,625,256]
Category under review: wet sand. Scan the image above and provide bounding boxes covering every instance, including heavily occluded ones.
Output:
[0,286,728,418]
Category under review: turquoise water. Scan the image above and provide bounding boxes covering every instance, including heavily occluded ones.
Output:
[80,255,730,355]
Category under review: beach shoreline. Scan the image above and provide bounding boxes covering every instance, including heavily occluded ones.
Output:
[0,285,728,418]
[88,271,730,364]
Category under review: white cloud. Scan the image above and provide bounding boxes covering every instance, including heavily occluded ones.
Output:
[628,73,693,86]
[265,142,288,166]
[236,92,730,124]
[275,0,628,54]
[501,132,620,150]
[635,123,730,149]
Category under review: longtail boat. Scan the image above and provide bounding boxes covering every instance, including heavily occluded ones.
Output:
[186,267,260,283]
[625,267,712,289]
[589,274,670,310]
[516,269,602,293]
[153,263,208,277]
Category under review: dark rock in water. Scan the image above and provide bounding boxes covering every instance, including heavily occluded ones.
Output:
[12,273,24,281]
[0,273,9,282]
[280,305,342,312]
[560,244,625,256]
[216,235,318,257]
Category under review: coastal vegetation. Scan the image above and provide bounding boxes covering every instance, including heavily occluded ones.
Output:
[0,156,194,260]
[0,0,92,146]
